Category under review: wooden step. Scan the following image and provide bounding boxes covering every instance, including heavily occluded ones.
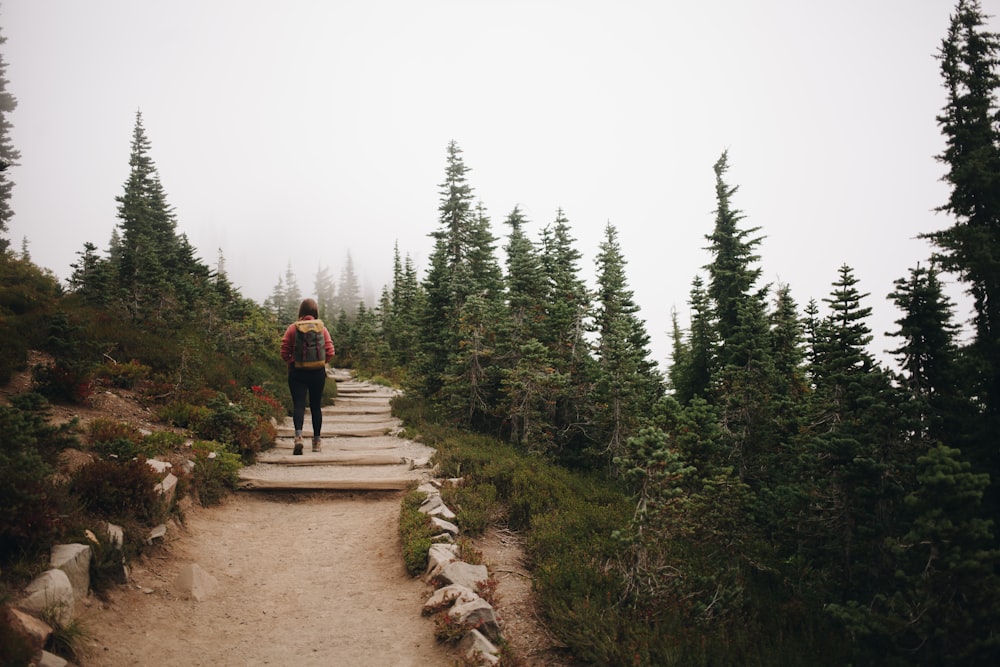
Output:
[302,405,391,416]
[336,384,379,394]
[333,397,392,407]
[272,439,404,451]
[238,477,418,491]
[238,463,425,491]
[255,452,407,466]
[275,423,398,438]
[285,413,397,425]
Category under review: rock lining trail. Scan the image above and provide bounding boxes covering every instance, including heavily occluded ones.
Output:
[82,374,458,666]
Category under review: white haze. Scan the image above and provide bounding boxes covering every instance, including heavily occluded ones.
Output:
[5,0,997,369]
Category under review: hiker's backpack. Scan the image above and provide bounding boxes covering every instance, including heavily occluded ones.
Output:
[292,319,327,369]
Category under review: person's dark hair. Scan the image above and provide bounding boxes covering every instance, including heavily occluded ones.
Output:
[298,298,320,320]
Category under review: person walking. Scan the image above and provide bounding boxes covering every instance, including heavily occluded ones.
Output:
[280,298,336,455]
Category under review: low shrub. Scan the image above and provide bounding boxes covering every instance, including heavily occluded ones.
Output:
[85,418,146,459]
[141,430,187,456]
[0,395,79,567]
[191,441,242,506]
[87,418,144,446]
[399,489,437,576]
[96,359,150,389]
[90,436,144,460]
[31,361,94,404]
[155,400,211,429]
[83,528,128,600]
[398,397,647,665]
[40,604,91,663]
[70,458,165,525]
[192,394,273,459]
[440,481,499,536]
[433,612,476,645]
[0,320,27,385]
[242,384,286,422]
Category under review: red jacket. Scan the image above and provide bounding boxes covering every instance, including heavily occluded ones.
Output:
[280,316,336,367]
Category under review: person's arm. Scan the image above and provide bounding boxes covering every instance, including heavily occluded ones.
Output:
[280,324,297,364]
[324,328,335,361]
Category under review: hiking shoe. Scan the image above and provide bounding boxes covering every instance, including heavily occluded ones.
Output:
[293,435,304,456]
[312,437,322,453]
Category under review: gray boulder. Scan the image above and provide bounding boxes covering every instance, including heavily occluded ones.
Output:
[459,629,500,665]
[21,569,74,626]
[174,563,218,602]
[449,596,501,642]
[50,543,91,599]
[435,561,489,593]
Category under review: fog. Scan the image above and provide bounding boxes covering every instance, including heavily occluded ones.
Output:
[5,0,996,368]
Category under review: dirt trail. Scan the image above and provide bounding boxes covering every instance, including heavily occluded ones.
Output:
[81,492,457,666]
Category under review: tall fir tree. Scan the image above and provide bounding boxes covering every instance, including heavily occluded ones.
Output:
[68,242,114,305]
[705,151,765,368]
[592,223,663,460]
[538,210,596,458]
[281,262,302,321]
[0,23,19,253]
[502,205,547,344]
[417,141,504,408]
[313,264,336,321]
[498,206,560,448]
[114,111,208,322]
[888,263,971,444]
[385,246,423,369]
[926,0,1000,498]
[702,151,777,482]
[804,265,907,597]
[669,275,716,403]
[335,251,361,318]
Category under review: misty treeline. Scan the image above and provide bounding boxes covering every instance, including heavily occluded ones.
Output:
[1,1,999,664]
[264,254,365,327]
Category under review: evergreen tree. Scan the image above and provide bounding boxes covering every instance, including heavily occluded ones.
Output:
[347,302,382,370]
[764,283,808,468]
[467,202,505,300]
[927,0,1000,500]
[264,264,302,324]
[417,142,503,407]
[282,262,302,321]
[503,206,547,343]
[802,297,822,382]
[669,275,716,403]
[264,274,286,319]
[439,292,502,429]
[67,242,114,306]
[714,290,777,483]
[705,151,764,367]
[805,265,907,597]
[498,206,561,448]
[385,247,423,370]
[839,444,1000,664]
[769,284,806,387]
[0,24,19,253]
[888,264,971,443]
[335,251,361,318]
[700,152,778,482]
[538,210,595,458]
[114,111,186,320]
[592,223,663,460]
[313,264,336,321]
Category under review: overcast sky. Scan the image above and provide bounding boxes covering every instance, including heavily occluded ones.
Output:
[5,1,996,369]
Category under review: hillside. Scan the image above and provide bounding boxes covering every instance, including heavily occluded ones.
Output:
[1,358,572,666]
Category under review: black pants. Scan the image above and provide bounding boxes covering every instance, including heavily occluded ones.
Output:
[288,367,326,437]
